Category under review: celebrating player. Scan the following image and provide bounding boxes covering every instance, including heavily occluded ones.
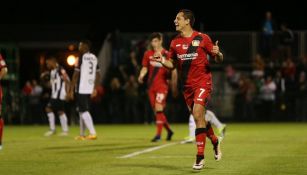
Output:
[138,32,174,142]
[0,53,8,150]
[43,56,70,136]
[152,9,223,170]
[68,40,100,140]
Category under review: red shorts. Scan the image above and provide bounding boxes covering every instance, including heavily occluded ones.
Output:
[148,86,168,108]
[183,85,211,110]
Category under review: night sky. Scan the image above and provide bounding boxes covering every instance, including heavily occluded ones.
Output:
[1,0,307,38]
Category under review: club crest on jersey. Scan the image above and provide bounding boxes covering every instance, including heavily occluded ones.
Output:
[182,44,188,50]
[192,40,200,46]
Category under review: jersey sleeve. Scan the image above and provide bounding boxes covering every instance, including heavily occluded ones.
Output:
[0,54,7,70]
[142,51,149,67]
[201,34,216,57]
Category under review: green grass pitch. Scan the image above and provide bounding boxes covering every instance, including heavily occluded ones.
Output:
[1,123,307,175]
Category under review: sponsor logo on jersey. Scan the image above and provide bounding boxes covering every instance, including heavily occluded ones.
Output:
[176,44,181,47]
[177,53,198,60]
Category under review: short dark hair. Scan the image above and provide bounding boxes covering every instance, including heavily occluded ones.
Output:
[149,32,163,41]
[179,9,195,27]
[80,39,92,50]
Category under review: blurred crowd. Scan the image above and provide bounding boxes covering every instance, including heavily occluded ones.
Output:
[8,11,307,124]
[226,54,307,121]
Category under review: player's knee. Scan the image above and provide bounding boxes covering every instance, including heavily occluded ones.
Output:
[58,111,65,115]
[154,104,164,112]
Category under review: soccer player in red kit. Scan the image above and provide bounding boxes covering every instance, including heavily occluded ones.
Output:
[138,32,174,142]
[153,9,223,170]
[0,53,8,150]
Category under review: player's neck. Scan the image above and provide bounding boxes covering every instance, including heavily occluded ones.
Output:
[180,27,194,38]
[154,47,163,52]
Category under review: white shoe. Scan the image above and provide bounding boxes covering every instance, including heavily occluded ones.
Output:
[44,130,56,137]
[214,139,222,161]
[192,156,205,170]
[0,145,2,150]
[58,132,68,136]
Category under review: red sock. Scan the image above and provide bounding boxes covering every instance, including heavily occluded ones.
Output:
[206,123,218,145]
[0,118,4,145]
[160,112,172,132]
[195,128,207,156]
[155,112,164,137]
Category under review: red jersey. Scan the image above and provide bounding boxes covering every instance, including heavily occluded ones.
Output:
[169,31,216,89]
[142,49,169,88]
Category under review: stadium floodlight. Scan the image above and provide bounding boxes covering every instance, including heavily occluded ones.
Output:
[67,55,77,66]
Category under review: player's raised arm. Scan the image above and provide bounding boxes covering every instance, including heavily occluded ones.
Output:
[212,41,223,63]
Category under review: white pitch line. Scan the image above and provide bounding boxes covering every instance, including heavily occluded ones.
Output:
[118,142,179,159]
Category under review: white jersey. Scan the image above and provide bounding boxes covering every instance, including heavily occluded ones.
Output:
[50,65,68,100]
[75,52,100,94]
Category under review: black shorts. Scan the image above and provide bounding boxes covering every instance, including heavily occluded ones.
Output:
[47,99,66,112]
[76,94,91,112]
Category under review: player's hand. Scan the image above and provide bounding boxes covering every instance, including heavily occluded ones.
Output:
[66,91,74,101]
[150,52,163,63]
[211,41,220,55]
[138,75,144,84]
[172,88,179,98]
[91,89,97,98]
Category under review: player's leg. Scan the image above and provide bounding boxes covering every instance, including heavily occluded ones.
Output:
[206,110,226,140]
[149,90,162,142]
[0,115,3,150]
[44,103,56,136]
[192,103,207,170]
[0,87,3,149]
[75,114,86,140]
[206,122,222,161]
[58,111,69,136]
[183,114,196,143]
[78,94,96,140]
[155,91,173,141]
[56,100,68,136]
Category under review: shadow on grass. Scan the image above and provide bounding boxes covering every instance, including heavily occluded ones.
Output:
[116,163,215,174]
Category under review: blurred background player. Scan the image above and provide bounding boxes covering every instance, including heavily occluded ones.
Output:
[138,32,174,142]
[184,111,226,143]
[43,56,70,136]
[153,9,224,170]
[68,40,100,140]
[0,53,8,150]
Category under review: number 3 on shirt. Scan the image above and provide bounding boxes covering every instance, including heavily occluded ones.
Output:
[89,61,93,74]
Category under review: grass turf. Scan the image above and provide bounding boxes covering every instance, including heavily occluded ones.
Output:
[1,123,307,175]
